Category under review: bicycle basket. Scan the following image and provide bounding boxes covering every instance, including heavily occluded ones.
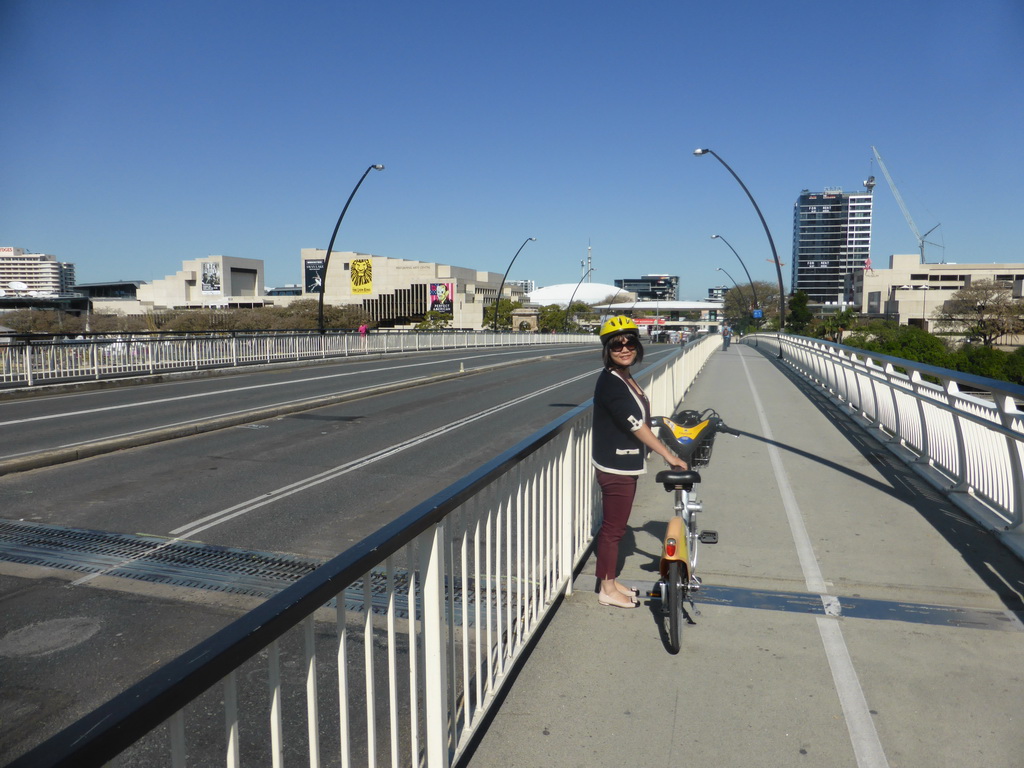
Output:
[655,408,720,467]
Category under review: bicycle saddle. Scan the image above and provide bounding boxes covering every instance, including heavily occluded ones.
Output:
[655,469,701,491]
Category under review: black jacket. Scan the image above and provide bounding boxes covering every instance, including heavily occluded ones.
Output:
[591,368,650,475]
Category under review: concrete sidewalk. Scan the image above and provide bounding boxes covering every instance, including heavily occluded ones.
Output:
[465,342,1024,768]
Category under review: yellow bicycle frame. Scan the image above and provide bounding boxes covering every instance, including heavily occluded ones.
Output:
[659,515,690,581]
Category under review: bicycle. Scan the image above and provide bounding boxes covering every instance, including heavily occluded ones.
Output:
[648,408,740,654]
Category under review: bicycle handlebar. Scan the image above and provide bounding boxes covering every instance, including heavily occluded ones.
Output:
[653,408,740,466]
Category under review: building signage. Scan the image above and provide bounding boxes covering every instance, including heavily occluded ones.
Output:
[201,262,221,295]
[430,282,454,314]
[305,259,324,293]
[634,317,666,326]
[350,258,373,295]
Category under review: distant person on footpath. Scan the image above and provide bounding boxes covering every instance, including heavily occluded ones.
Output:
[722,324,732,350]
[591,316,688,609]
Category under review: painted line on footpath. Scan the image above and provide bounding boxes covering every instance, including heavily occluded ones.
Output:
[740,349,891,768]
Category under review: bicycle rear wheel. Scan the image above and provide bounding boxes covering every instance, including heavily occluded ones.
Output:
[667,560,685,654]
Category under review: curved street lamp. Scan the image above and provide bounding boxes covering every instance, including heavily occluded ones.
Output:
[563,267,594,332]
[317,164,385,334]
[694,148,784,357]
[493,236,536,331]
[604,286,632,315]
[711,234,759,310]
[716,266,748,308]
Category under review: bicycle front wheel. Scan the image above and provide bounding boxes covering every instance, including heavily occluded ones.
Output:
[667,560,685,654]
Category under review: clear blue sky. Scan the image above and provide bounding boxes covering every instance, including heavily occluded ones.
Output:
[2,0,1021,300]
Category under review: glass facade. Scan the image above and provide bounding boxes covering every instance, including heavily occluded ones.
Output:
[613,274,679,301]
[791,189,872,304]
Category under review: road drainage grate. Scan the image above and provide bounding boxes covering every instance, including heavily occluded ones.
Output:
[0,519,478,619]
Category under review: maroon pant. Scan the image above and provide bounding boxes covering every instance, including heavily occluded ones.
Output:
[595,470,638,580]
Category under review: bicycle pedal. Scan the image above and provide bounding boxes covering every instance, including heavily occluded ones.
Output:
[699,529,718,544]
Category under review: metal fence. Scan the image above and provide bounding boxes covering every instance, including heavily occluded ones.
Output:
[0,330,596,388]
[10,335,720,768]
[758,334,1024,533]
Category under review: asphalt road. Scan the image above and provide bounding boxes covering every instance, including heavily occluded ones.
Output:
[0,342,682,764]
[0,345,596,470]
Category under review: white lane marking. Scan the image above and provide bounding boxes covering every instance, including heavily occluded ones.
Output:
[0,376,426,460]
[0,349,559,427]
[817,618,891,768]
[739,350,889,768]
[70,369,596,586]
[822,594,843,617]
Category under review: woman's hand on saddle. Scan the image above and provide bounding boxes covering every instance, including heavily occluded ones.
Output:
[664,453,688,471]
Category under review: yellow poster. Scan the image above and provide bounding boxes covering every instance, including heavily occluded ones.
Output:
[350,258,372,294]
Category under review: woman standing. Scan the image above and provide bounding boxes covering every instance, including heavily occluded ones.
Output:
[592,316,688,609]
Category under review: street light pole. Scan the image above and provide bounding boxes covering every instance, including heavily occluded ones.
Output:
[711,234,759,309]
[716,266,747,308]
[919,284,930,331]
[694,149,785,357]
[493,237,536,331]
[317,164,385,334]
[563,267,594,333]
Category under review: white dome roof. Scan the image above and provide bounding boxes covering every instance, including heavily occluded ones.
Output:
[526,282,626,307]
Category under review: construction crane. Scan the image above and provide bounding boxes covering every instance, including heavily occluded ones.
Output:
[869,146,942,263]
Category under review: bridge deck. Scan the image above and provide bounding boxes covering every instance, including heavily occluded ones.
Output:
[468,341,1024,768]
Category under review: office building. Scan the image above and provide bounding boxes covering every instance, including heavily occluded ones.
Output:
[0,247,76,295]
[301,249,523,329]
[136,255,266,310]
[613,274,679,301]
[507,279,536,295]
[852,253,1024,333]
[791,187,873,305]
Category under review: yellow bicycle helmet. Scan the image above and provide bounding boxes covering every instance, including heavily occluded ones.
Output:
[600,315,639,343]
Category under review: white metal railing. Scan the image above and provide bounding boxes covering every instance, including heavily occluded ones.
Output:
[754,333,1024,533]
[14,335,718,768]
[0,330,597,388]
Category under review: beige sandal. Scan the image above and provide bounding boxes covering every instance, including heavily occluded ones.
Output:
[598,594,638,609]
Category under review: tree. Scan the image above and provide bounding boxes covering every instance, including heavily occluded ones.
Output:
[1005,347,1024,385]
[562,300,598,332]
[415,311,452,330]
[933,280,1024,347]
[745,280,783,330]
[786,291,813,333]
[843,321,952,368]
[817,308,858,343]
[721,287,753,332]
[948,344,1007,380]
[483,298,522,331]
[536,304,564,333]
[536,302,595,333]
[717,279,785,333]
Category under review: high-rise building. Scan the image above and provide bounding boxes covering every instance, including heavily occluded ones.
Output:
[791,186,872,304]
[0,247,76,295]
[507,279,536,295]
[613,274,679,301]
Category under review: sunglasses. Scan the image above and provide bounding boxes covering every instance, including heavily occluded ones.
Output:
[608,339,638,352]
